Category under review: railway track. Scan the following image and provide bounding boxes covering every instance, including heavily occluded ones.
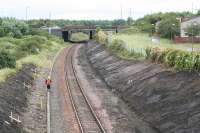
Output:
[64,44,106,133]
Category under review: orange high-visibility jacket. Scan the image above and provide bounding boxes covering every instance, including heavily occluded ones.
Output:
[45,79,52,85]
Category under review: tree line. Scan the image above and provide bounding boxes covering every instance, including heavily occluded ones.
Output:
[1,10,200,40]
[133,11,200,39]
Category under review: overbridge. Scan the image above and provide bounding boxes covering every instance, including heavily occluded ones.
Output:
[62,26,125,42]
[47,25,126,42]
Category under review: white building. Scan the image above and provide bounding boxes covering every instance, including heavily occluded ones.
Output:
[181,16,200,37]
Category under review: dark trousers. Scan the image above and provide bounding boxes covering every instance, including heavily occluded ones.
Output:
[47,85,51,89]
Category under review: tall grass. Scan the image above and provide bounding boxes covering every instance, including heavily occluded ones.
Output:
[145,47,200,71]
[98,31,200,72]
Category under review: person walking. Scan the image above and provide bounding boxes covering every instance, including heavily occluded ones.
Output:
[45,76,52,91]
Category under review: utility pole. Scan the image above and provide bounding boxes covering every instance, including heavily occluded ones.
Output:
[171,24,175,42]
[120,5,123,19]
[192,2,194,14]
[48,11,52,34]
[25,6,30,21]
[192,22,197,52]
[129,8,132,17]
[49,11,52,20]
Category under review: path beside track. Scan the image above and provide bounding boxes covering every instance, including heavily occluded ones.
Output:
[50,47,80,133]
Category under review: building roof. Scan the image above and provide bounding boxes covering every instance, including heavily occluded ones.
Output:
[181,16,200,23]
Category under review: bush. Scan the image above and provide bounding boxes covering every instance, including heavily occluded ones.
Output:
[29,29,50,38]
[23,35,47,44]
[145,47,152,59]
[194,54,200,71]
[95,30,108,45]
[0,50,16,69]
[145,46,200,72]
[109,39,125,52]
[157,17,180,39]
[18,39,41,55]
[165,49,180,67]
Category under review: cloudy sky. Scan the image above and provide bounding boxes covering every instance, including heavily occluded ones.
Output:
[0,0,199,20]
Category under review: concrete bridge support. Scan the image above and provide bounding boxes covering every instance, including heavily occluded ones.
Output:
[116,28,118,34]
[62,31,71,42]
[89,30,95,39]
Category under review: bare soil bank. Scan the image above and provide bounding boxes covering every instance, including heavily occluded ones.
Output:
[0,64,35,133]
[85,41,200,133]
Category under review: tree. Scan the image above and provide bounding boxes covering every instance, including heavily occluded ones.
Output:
[127,17,134,26]
[113,19,126,26]
[197,10,200,16]
[0,18,29,38]
[157,17,180,39]
[0,18,2,26]
[134,12,196,34]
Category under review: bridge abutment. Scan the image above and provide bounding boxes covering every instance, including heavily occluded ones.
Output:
[62,31,71,42]
[116,28,118,34]
[89,30,95,39]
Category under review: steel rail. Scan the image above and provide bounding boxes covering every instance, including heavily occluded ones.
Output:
[66,44,106,133]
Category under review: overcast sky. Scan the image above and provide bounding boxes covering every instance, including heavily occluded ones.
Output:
[0,0,200,20]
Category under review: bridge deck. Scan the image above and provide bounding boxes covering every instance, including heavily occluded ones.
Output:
[62,25,126,31]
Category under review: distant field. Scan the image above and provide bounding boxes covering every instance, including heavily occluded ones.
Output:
[112,33,200,53]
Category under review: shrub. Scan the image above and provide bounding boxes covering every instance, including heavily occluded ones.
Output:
[150,48,160,62]
[18,40,41,55]
[109,39,125,52]
[23,35,47,45]
[194,54,200,71]
[30,35,47,44]
[127,49,143,58]
[95,30,108,45]
[49,35,64,44]
[165,49,180,67]
[145,46,200,72]
[156,49,169,63]
[0,50,16,69]
[145,47,152,59]
[29,29,50,38]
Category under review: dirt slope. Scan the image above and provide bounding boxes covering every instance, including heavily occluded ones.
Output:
[86,41,200,133]
[0,64,35,133]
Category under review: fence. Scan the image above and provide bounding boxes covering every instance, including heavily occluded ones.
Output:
[174,36,200,43]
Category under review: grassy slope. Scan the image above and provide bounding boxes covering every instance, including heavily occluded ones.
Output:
[0,40,68,82]
[112,33,200,52]
[71,32,89,42]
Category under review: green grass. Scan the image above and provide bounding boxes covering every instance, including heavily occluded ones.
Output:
[110,32,200,71]
[0,68,17,82]
[0,38,68,82]
[112,33,200,53]
[71,32,89,42]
